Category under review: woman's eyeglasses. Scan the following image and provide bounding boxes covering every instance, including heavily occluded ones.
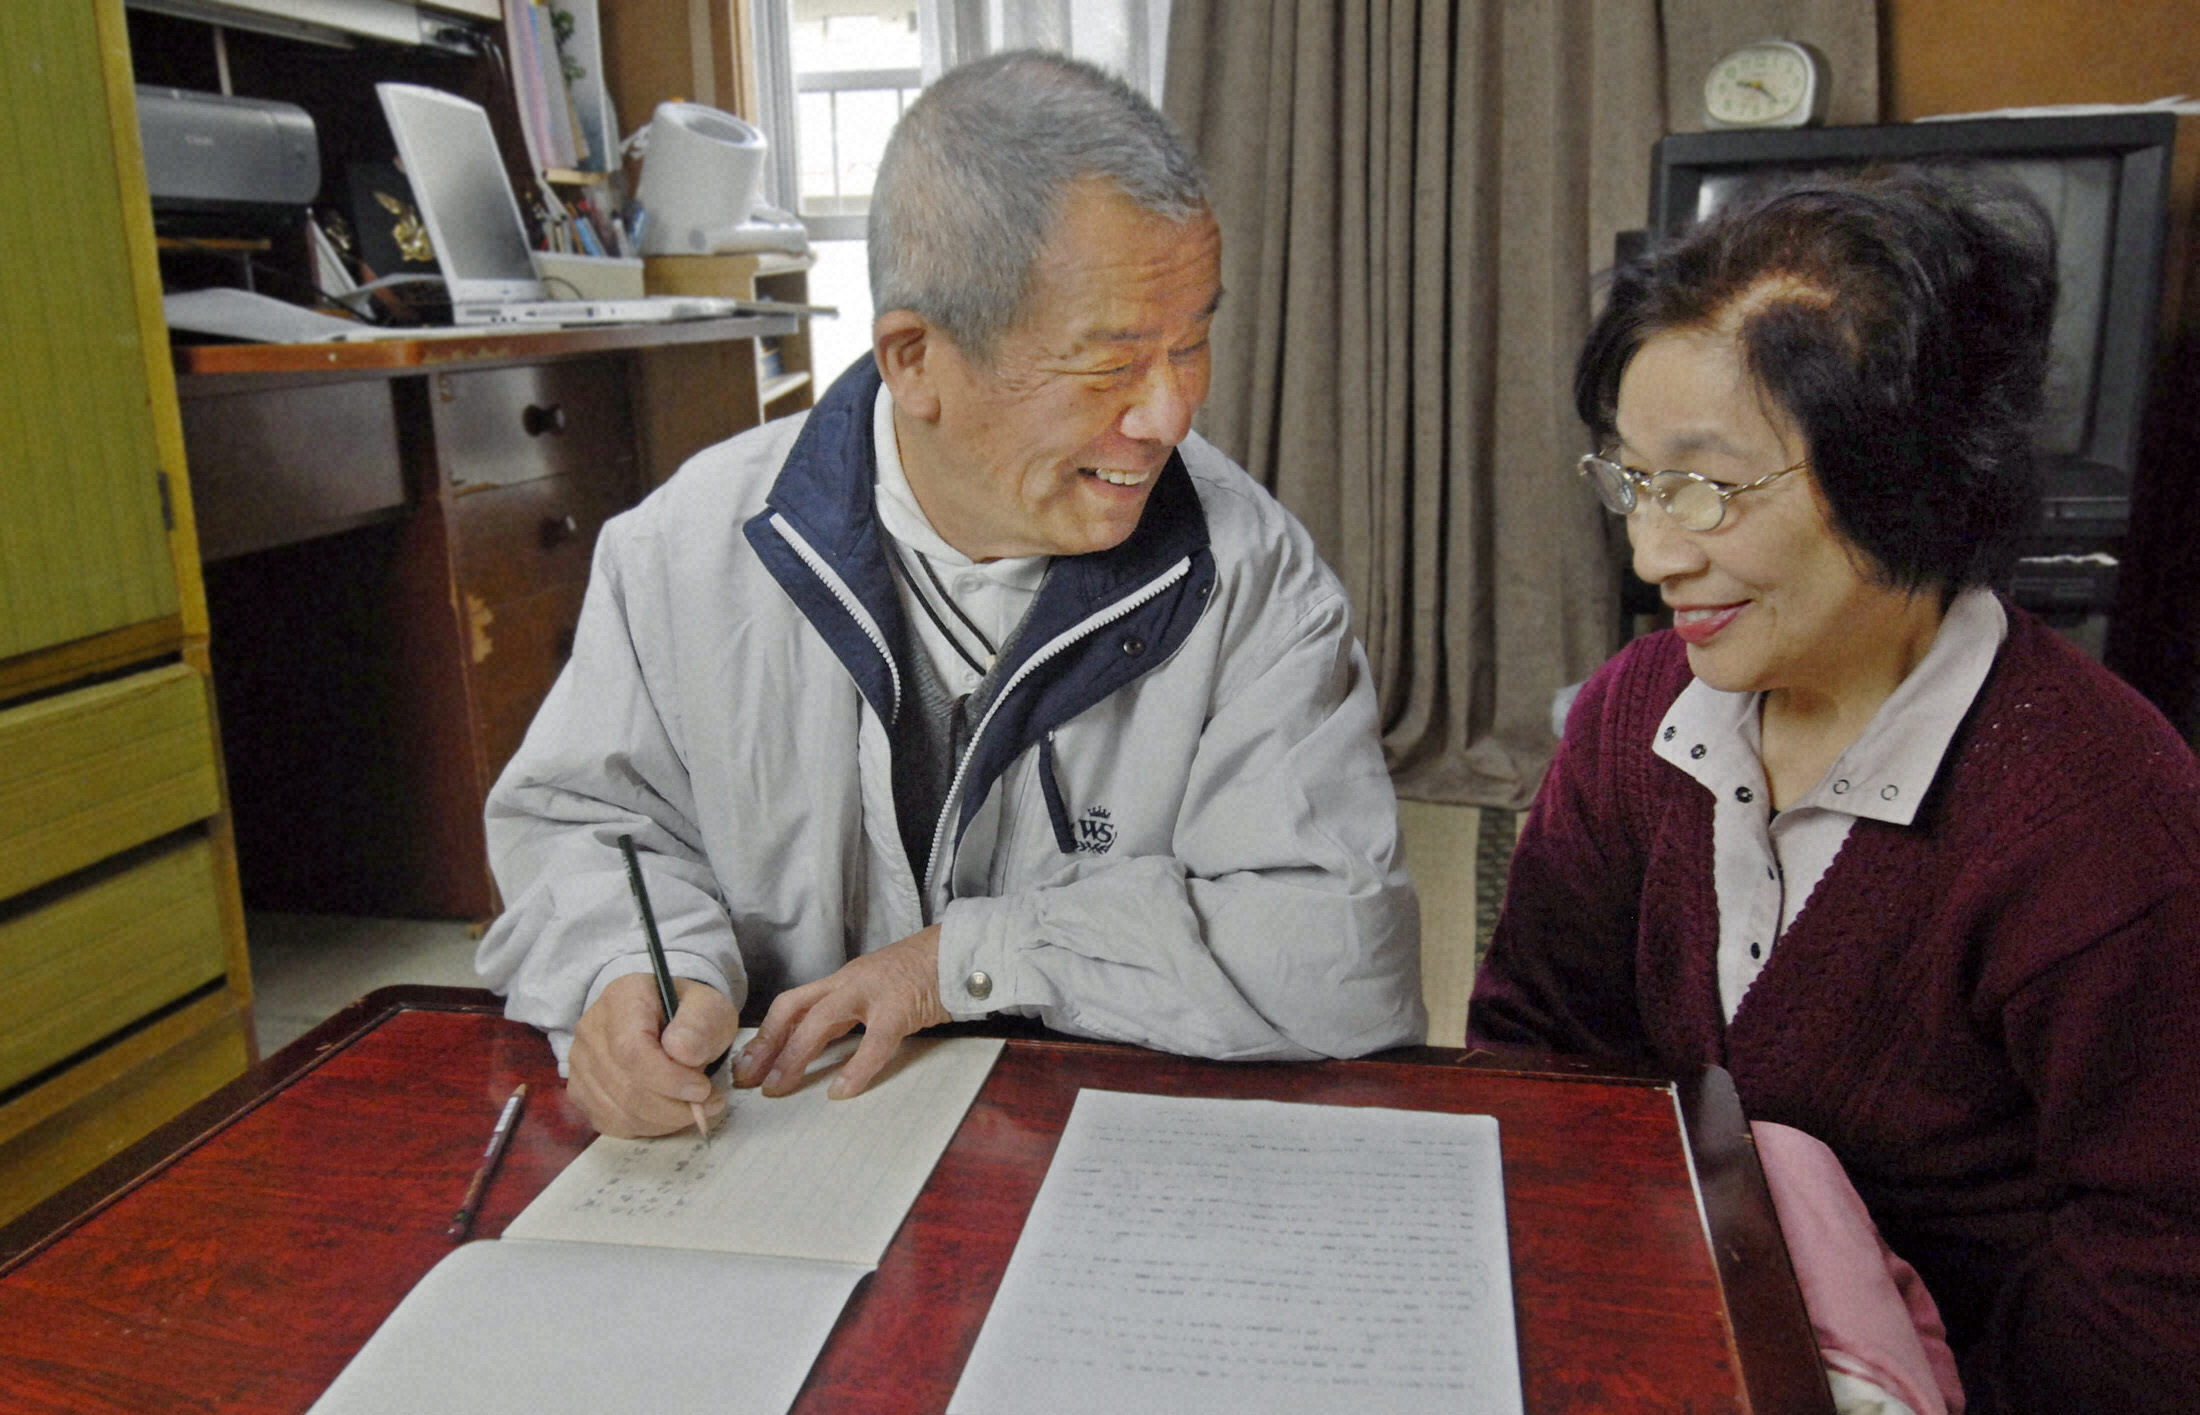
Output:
[1577,452,1805,532]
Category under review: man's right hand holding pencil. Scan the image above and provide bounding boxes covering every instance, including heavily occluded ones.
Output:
[566,973,737,1139]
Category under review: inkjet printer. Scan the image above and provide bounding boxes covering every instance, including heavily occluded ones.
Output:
[136,85,319,236]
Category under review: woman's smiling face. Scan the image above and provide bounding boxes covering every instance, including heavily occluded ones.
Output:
[1616,324,1939,707]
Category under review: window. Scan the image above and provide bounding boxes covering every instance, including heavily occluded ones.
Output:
[790,2,921,239]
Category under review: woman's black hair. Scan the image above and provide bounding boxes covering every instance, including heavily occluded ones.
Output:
[1575,166,2058,591]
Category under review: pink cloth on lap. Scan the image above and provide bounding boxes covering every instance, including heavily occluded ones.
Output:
[1752,1121,1966,1415]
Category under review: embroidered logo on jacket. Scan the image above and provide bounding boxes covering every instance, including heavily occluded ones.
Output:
[1074,806,1117,854]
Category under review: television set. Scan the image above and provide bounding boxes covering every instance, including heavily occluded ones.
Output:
[1648,114,2177,613]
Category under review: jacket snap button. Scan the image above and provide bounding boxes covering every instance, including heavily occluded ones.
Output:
[966,970,993,1001]
[1122,636,1146,657]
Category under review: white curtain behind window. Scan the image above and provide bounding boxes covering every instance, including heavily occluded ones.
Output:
[755,0,1172,220]
[753,0,1176,384]
[925,0,1170,99]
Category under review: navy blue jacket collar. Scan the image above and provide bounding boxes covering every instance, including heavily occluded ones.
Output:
[748,357,1212,706]
[743,356,1218,861]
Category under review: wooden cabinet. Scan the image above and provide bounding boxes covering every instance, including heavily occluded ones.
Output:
[176,316,793,921]
[0,0,253,1228]
[639,252,818,486]
[101,0,810,924]
[189,353,637,921]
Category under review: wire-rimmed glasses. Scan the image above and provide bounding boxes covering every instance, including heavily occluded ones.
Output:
[1578,452,1806,532]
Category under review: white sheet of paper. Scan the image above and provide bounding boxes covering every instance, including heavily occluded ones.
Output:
[306,1239,865,1415]
[949,1090,1523,1415]
[506,1032,1004,1266]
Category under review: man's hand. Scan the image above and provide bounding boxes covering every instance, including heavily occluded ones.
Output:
[568,973,740,1137]
[733,925,951,1100]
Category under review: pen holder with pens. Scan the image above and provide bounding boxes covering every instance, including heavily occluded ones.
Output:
[533,251,645,300]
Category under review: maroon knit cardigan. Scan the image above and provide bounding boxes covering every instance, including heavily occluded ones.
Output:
[1470,604,2200,1414]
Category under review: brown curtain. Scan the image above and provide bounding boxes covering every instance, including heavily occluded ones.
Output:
[1165,0,1874,809]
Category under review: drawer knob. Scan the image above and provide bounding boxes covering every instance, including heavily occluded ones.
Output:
[522,402,568,436]
[539,513,580,549]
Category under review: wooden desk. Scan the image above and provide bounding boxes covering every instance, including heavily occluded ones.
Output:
[175,318,798,918]
[0,989,1832,1414]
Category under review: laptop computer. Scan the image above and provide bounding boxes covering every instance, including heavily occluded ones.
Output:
[374,82,742,328]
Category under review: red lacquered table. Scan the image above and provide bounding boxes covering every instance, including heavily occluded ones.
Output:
[0,987,1831,1413]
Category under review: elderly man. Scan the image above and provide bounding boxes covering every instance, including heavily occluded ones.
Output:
[477,50,1423,1137]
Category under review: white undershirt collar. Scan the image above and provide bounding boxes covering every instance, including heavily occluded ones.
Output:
[870,385,1048,691]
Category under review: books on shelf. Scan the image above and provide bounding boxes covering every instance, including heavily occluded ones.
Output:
[502,0,614,177]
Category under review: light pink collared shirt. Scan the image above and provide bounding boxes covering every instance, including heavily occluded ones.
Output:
[1651,587,2008,1022]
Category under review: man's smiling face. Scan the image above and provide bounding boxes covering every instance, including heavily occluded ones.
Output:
[900,178,1223,562]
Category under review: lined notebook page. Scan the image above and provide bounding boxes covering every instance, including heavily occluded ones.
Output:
[950,1089,1523,1415]
[505,1032,1004,1266]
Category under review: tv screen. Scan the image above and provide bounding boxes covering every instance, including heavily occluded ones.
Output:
[1650,114,2177,553]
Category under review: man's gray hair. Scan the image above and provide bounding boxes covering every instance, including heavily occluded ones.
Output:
[868,50,1209,363]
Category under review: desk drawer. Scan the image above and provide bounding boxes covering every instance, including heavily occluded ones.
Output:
[0,664,221,901]
[0,837,228,1094]
[180,380,405,561]
[463,580,590,786]
[433,362,636,492]
[449,469,624,604]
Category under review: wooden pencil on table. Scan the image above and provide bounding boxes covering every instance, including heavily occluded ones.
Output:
[448,1083,527,1241]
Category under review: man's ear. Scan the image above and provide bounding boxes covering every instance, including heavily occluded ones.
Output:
[874,309,941,422]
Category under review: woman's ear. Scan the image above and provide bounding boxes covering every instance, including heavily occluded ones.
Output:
[874,309,941,422]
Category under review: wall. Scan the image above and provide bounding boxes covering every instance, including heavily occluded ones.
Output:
[1881,0,2200,734]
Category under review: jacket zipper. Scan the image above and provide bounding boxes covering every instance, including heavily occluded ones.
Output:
[923,556,1194,900]
[770,513,901,720]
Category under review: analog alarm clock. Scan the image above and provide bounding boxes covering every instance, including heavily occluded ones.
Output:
[1703,40,1830,128]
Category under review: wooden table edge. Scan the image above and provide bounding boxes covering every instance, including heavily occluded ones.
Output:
[0,985,500,1273]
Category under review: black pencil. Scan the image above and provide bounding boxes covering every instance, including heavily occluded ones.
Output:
[618,833,713,1140]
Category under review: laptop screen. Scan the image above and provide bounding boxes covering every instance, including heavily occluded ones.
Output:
[375,83,542,305]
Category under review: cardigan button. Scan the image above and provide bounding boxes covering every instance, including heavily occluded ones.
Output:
[966,971,994,1001]
[1735,786,1754,803]
[1881,784,1900,800]
[1750,941,1763,960]
[1661,725,1676,741]
[1833,779,1850,794]
[1690,743,1707,759]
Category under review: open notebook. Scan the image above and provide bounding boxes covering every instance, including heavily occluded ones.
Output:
[374,82,742,329]
[308,1032,1003,1415]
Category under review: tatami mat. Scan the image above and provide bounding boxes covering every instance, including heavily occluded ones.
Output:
[1398,801,1522,1048]
[247,912,483,1056]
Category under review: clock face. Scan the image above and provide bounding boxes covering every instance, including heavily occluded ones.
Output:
[1704,43,1821,127]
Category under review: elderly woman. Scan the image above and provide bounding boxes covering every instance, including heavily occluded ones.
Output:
[1468,168,2200,1413]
